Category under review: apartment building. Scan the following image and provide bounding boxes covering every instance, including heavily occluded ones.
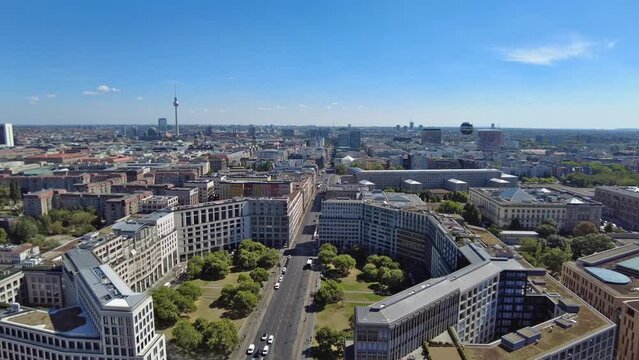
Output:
[23,189,54,217]
[0,249,166,360]
[163,187,199,205]
[0,268,23,304]
[139,195,179,214]
[173,193,310,260]
[561,244,639,360]
[0,243,40,264]
[350,167,506,190]
[22,265,65,308]
[470,186,602,232]
[79,212,178,292]
[3,173,91,193]
[595,186,639,231]
[183,179,215,203]
[217,179,292,200]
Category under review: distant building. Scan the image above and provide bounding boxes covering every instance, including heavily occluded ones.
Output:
[157,118,167,131]
[409,121,414,131]
[139,195,179,213]
[0,123,14,147]
[337,127,361,150]
[421,128,442,144]
[470,186,602,232]
[477,129,503,152]
[164,187,199,205]
[350,167,504,190]
[595,186,639,231]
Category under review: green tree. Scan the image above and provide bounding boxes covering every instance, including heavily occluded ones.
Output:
[316,327,346,360]
[177,281,202,302]
[462,203,482,226]
[487,226,501,237]
[314,280,344,308]
[249,267,269,283]
[230,290,259,317]
[186,255,205,280]
[205,319,239,355]
[201,251,232,280]
[10,216,39,243]
[535,223,558,239]
[257,248,280,269]
[9,179,21,201]
[318,243,338,267]
[334,164,347,175]
[384,187,396,193]
[152,289,181,326]
[541,248,570,273]
[436,200,464,215]
[332,254,356,277]
[362,263,378,282]
[520,238,539,254]
[571,234,615,259]
[573,221,598,237]
[379,268,405,292]
[448,191,469,203]
[0,228,7,245]
[172,320,202,353]
[366,255,399,269]
[604,223,615,233]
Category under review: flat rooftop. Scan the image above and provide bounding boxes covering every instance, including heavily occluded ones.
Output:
[472,186,599,205]
[1,306,99,338]
[466,275,615,360]
[568,244,639,297]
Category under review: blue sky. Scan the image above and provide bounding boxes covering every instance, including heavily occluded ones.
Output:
[2,0,638,128]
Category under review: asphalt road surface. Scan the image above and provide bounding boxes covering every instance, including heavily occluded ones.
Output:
[242,189,324,359]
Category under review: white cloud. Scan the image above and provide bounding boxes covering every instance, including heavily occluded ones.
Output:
[500,38,613,66]
[298,104,308,108]
[203,108,209,113]
[45,93,56,98]
[27,96,40,104]
[85,84,120,95]
[258,107,271,111]
[136,96,143,101]
[275,105,286,110]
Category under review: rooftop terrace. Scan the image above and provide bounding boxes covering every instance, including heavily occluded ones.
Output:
[465,275,614,360]
[1,306,99,337]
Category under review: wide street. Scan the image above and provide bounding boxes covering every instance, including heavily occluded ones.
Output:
[232,172,337,360]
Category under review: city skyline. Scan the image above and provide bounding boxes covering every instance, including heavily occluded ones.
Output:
[3,0,639,128]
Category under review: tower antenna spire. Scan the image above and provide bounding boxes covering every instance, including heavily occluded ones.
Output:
[173,82,179,138]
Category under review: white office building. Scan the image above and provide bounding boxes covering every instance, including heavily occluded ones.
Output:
[0,249,166,360]
[0,123,14,147]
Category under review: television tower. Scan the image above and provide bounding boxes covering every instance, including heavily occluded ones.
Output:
[173,84,180,138]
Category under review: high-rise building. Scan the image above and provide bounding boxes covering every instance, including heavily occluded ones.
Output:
[395,124,400,132]
[421,128,442,144]
[409,121,414,131]
[0,123,14,147]
[158,118,167,132]
[337,127,361,150]
[477,129,503,152]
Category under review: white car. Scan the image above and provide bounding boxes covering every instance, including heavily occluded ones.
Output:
[279,275,283,282]
[267,335,274,344]
[262,345,270,355]
[274,282,280,290]
[246,344,255,355]
[282,267,287,274]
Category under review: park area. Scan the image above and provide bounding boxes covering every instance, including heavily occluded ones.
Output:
[314,268,384,333]
[164,270,253,339]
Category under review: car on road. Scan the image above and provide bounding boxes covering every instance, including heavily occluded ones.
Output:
[287,254,291,259]
[261,333,267,341]
[247,344,255,355]
[282,267,287,274]
[267,335,274,344]
[274,282,280,290]
[279,275,283,282]
[262,345,269,355]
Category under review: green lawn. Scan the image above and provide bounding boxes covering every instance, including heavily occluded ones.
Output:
[314,268,383,337]
[165,271,253,339]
